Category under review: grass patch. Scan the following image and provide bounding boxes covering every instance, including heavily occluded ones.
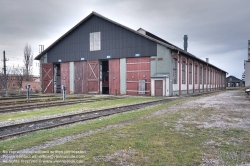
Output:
[2,91,248,165]
[17,104,202,166]
[0,98,187,155]
[0,97,157,122]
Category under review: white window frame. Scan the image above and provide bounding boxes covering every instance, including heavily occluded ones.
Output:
[173,59,178,84]
[90,32,101,51]
[182,61,186,84]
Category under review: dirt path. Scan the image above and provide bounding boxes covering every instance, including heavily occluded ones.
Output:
[176,90,250,130]
[167,90,250,165]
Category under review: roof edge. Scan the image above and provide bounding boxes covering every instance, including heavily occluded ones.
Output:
[34,12,227,74]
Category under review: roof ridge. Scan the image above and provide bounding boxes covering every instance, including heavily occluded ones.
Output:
[34,12,227,73]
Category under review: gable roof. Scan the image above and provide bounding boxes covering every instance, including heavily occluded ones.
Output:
[226,75,242,82]
[35,11,175,60]
[34,11,227,73]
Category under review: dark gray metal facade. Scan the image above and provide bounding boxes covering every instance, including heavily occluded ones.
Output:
[47,15,157,63]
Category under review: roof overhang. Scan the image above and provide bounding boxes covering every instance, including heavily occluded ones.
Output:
[33,11,228,74]
[151,73,169,78]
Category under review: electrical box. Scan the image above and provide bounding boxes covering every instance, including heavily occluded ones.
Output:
[61,85,67,90]
[26,84,30,89]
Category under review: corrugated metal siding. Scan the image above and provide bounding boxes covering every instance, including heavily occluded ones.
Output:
[126,57,150,96]
[47,16,156,62]
[42,63,53,93]
[60,62,70,93]
[109,59,120,95]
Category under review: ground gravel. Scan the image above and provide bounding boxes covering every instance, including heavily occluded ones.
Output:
[0,118,138,163]
[1,90,249,165]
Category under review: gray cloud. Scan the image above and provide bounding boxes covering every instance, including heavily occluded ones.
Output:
[0,0,249,78]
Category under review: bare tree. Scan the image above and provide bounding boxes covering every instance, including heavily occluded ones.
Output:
[9,66,23,89]
[23,43,33,81]
[0,66,23,90]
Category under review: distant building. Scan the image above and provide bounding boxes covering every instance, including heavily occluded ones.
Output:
[0,75,39,90]
[0,74,22,90]
[226,75,243,87]
[22,77,40,92]
[244,40,250,87]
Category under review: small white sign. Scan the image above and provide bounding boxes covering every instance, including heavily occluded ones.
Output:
[107,55,111,59]
[81,57,85,60]
[58,59,62,62]
[135,54,140,57]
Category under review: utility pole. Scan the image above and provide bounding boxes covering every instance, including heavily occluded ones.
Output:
[3,51,7,90]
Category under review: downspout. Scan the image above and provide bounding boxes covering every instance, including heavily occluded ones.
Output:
[187,58,189,94]
[193,62,195,93]
[165,76,167,96]
[198,64,200,93]
[179,54,181,95]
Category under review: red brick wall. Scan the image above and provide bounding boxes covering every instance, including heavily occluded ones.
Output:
[22,81,40,91]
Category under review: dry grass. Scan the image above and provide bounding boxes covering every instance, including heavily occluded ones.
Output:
[1,90,249,165]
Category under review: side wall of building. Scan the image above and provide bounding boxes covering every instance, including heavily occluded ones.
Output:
[150,44,172,95]
[171,52,226,96]
[245,61,250,86]
[22,81,40,91]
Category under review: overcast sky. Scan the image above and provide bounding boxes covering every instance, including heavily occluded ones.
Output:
[0,0,249,78]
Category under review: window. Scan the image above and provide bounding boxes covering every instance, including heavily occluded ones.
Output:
[195,65,198,84]
[182,61,186,84]
[173,58,178,84]
[200,67,202,84]
[90,32,101,51]
[189,63,192,84]
[203,68,206,84]
[208,70,210,84]
[210,70,212,84]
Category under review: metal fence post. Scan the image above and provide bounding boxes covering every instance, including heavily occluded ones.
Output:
[62,85,66,101]
[26,84,30,99]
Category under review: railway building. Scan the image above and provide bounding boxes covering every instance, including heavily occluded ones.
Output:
[226,75,243,87]
[35,12,227,96]
[244,40,250,87]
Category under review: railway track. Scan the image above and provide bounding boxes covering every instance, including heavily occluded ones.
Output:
[0,97,121,113]
[0,98,172,140]
[0,95,58,100]
[0,96,91,106]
